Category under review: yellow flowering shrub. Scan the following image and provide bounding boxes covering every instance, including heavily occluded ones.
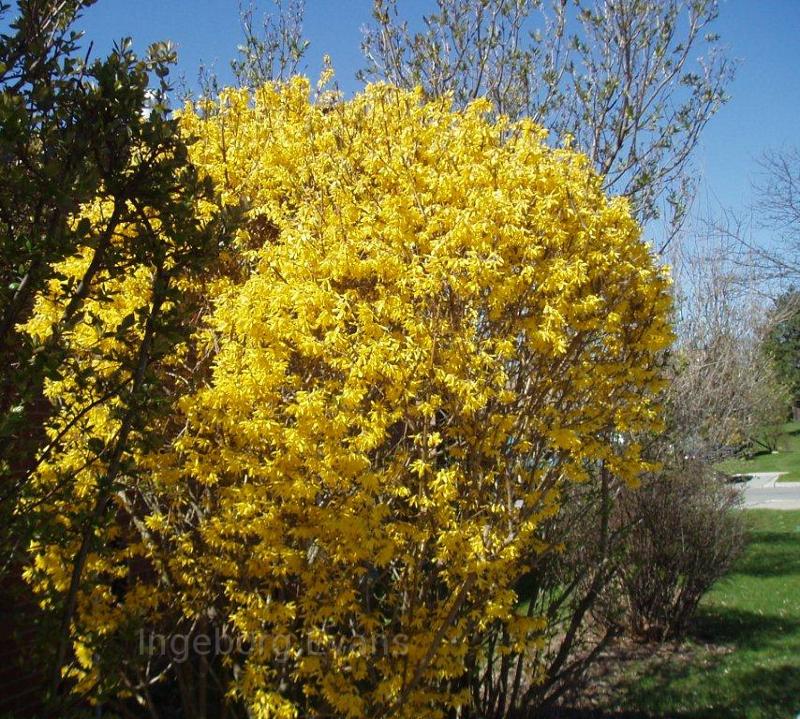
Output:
[23,78,672,717]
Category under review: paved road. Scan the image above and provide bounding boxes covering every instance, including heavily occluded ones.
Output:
[739,472,800,509]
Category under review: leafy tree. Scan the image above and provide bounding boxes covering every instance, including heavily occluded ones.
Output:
[764,289,800,406]
[0,0,234,708]
[24,80,672,718]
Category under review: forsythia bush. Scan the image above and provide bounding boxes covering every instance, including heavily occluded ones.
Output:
[23,78,672,717]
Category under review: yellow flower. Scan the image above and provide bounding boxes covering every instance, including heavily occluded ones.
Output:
[23,78,672,717]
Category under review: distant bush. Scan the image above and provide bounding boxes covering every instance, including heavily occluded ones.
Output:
[615,459,744,641]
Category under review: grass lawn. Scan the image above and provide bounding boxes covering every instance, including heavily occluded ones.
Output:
[596,510,800,718]
[717,421,800,482]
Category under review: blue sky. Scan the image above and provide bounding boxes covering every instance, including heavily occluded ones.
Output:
[74,0,800,236]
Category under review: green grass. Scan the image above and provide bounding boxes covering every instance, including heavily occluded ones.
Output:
[605,510,800,719]
[717,421,800,482]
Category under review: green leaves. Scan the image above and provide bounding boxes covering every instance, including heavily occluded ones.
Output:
[0,1,232,616]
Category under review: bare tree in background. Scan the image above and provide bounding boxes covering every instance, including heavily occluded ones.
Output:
[192,0,309,98]
[720,147,800,288]
[360,0,734,248]
[232,0,308,86]
[667,239,791,459]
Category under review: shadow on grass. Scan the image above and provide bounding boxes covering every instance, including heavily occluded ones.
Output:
[611,663,800,719]
[537,709,650,718]
[691,605,799,650]
[731,534,800,578]
[540,516,800,719]
[544,661,800,719]
[542,606,800,719]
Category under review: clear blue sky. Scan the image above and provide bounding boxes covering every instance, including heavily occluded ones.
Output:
[74,0,799,232]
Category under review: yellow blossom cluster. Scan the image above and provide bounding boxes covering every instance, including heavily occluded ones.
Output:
[23,78,672,717]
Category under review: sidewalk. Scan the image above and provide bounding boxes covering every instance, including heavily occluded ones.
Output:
[740,472,800,509]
